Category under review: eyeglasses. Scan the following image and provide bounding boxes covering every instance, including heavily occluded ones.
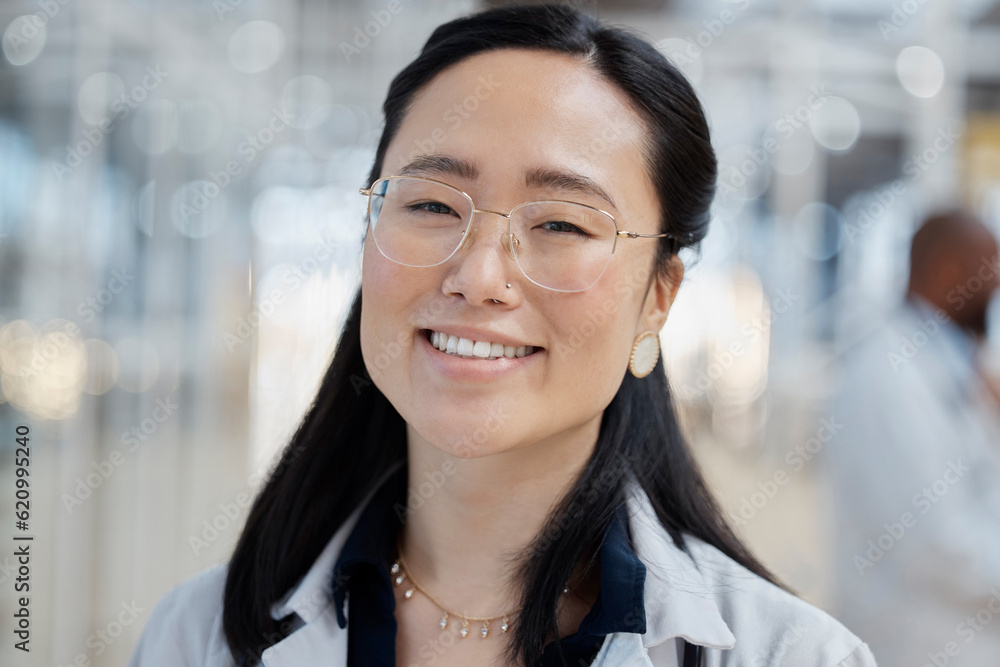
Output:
[359,175,677,292]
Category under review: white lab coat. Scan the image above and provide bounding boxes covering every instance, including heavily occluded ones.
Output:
[128,464,874,666]
[823,297,1000,666]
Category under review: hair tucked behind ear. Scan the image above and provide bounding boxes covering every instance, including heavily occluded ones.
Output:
[223,4,784,666]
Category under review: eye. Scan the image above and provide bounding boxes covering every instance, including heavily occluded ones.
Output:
[540,220,589,236]
[408,201,460,217]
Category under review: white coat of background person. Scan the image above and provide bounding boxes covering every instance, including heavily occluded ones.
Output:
[823,211,1000,666]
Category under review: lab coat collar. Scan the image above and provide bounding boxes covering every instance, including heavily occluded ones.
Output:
[261,463,736,665]
[261,464,404,666]
[623,479,736,652]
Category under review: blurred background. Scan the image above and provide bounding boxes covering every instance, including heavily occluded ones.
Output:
[1,0,999,664]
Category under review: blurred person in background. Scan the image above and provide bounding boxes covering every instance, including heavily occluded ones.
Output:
[824,210,1000,666]
[127,4,874,666]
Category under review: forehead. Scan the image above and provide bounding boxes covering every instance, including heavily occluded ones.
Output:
[382,48,659,229]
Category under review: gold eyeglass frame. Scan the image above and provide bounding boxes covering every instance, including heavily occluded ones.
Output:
[359,174,678,293]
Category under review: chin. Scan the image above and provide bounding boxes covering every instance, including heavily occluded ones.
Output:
[439,440,499,459]
[409,408,512,459]
[407,394,513,458]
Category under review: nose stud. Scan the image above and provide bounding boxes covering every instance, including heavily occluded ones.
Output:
[491,284,512,304]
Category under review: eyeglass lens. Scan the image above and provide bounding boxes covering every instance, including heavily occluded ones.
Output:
[368,177,617,292]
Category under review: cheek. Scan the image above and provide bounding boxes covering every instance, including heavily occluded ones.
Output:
[547,295,631,386]
[360,245,383,339]
[361,233,389,291]
[362,234,414,311]
[550,257,652,387]
[360,242,407,377]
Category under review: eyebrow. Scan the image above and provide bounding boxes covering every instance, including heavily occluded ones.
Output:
[396,153,620,212]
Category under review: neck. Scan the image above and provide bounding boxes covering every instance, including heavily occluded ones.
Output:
[399,417,600,616]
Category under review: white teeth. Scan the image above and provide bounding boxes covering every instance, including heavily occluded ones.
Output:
[456,337,474,356]
[428,330,539,360]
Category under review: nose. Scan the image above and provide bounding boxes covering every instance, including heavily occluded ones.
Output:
[443,210,519,303]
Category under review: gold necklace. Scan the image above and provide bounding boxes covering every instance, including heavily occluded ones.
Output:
[391,535,571,639]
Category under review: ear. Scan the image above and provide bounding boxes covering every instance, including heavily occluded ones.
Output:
[637,255,684,336]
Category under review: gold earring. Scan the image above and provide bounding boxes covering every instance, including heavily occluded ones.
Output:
[628,330,660,378]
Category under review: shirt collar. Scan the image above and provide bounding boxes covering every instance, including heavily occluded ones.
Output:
[576,502,647,637]
[328,461,408,629]
[325,463,648,638]
[270,462,735,652]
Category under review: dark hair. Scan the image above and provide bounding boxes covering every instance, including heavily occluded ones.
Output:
[223,3,784,665]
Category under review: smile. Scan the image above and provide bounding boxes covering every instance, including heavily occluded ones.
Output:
[424,329,541,360]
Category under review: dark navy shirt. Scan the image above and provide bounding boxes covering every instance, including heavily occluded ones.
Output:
[330,464,647,666]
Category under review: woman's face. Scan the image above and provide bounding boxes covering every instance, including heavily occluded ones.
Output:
[360,48,682,459]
